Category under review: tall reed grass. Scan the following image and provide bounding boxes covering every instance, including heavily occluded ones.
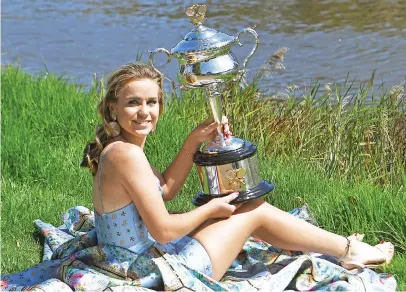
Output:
[169,72,406,190]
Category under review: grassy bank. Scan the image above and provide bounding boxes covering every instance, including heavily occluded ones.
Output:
[1,66,405,288]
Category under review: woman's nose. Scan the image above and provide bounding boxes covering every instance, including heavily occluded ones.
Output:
[138,104,148,116]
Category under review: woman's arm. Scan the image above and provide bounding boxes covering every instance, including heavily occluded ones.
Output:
[158,117,232,201]
[113,143,237,244]
[158,135,202,201]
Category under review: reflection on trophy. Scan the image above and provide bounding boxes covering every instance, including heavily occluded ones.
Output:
[149,4,274,206]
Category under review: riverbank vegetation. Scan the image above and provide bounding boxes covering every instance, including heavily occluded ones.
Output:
[1,66,405,288]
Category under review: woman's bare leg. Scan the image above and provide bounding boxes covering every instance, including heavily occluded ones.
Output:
[191,199,390,281]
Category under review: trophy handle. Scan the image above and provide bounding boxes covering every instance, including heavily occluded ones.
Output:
[234,27,259,69]
[148,48,178,89]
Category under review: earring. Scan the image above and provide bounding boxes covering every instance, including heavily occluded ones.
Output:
[108,110,120,137]
[108,121,121,137]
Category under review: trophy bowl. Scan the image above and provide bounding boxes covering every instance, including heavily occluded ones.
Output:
[178,53,240,87]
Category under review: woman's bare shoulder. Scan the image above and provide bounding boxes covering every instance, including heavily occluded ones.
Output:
[105,142,146,163]
[101,143,149,186]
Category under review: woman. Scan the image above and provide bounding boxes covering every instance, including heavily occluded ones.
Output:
[80,62,394,284]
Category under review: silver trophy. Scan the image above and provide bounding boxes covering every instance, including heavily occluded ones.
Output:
[149,4,274,206]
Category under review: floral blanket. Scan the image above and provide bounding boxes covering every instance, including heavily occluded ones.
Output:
[1,205,397,291]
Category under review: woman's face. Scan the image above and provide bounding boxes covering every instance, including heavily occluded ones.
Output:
[111,78,160,140]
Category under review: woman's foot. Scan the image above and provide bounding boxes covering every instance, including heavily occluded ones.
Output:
[339,238,394,270]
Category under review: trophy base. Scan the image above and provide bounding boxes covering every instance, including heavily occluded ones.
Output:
[192,180,274,206]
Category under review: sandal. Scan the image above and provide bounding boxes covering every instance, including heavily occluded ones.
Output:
[338,237,394,271]
[348,232,364,242]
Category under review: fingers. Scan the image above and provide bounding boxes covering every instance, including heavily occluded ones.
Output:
[223,124,232,139]
[220,116,232,139]
[234,203,243,210]
[224,192,239,203]
[204,118,215,125]
[223,123,229,133]
[206,121,220,133]
[202,117,232,140]
[223,129,232,139]
[224,193,238,213]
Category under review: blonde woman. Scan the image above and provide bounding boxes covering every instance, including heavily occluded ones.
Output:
[80,62,394,288]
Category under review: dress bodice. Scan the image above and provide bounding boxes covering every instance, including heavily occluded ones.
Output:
[94,141,163,253]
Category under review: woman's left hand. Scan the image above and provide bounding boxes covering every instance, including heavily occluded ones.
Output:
[187,116,232,146]
[187,118,219,146]
[221,116,232,140]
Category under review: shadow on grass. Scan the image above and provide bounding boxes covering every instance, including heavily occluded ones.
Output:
[32,230,46,261]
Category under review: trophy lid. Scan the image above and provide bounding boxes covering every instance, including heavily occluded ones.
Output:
[171,4,235,55]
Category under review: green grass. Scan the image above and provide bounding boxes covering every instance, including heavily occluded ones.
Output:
[1,66,405,288]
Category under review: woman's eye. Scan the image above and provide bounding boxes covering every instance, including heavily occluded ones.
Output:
[129,100,139,105]
[148,100,158,105]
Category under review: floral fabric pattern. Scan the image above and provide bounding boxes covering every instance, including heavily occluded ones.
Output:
[1,205,397,291]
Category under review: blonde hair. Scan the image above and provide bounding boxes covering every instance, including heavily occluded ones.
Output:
[80,62,164,175]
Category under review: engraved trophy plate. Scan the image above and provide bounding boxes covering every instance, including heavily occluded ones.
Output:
[149,4,274,205]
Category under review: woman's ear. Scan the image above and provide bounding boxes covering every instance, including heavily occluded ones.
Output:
[109,104,117,120]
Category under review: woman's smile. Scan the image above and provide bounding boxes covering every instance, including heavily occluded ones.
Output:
[133,120,151,126]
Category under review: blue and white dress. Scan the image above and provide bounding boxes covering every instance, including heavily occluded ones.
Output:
[94,141,213,288]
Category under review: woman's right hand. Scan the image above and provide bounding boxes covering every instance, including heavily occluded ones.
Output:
[206,192,239,219]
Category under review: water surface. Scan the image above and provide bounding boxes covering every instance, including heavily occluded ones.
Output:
[2,0,406,93]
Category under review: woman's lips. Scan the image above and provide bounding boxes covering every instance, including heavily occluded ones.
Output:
[133,121,151,126]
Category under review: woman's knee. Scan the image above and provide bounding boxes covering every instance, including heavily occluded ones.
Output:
[241,198,266,210]
[234,199,266,217]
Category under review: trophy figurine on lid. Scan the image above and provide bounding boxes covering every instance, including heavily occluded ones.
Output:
[149,4,274,206]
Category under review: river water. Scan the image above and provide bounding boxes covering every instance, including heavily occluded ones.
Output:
[2,0,406,94]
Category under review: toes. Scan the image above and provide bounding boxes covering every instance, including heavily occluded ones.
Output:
[374,242,395,264]
[388,243,395,257]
